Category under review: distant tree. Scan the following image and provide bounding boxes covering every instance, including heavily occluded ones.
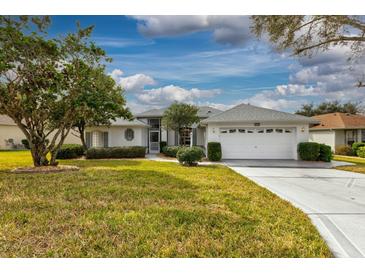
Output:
[295,101,363,116]
[251,16,365,87]
[72,68,132,150]
[162,103,200,145]
[0,16,130,166]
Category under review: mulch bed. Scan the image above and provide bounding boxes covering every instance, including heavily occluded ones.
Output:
[11,165,80,174]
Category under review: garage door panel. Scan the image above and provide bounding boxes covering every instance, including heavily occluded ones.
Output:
[219,128,295,159]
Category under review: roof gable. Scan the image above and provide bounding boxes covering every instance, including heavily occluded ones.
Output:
[135,106,222,118]
[311,112,365,129]
[201,103,318,124]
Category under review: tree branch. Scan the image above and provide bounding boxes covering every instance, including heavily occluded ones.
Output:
[294,36,365,55]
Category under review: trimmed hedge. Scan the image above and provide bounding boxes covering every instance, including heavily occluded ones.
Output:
[162,146,181,157]
[207,142,222,161]
[352,142,365,156]
[21,139,30,149]
[160,141,167,153]
[358,147,365,158]
[56,144,85,159]
[335,145,354,156]
[298,142,320,161]
[318,144,332,162]
[176,146,204,166]
[86,146,146,159]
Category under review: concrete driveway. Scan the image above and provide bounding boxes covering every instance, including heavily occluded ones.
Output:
[225,160,365,258]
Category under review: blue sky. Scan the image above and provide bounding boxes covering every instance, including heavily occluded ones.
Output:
[49,16,365,113]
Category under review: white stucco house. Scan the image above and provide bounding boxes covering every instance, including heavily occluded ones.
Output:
[0,103,318,159]
[309,112,365,151]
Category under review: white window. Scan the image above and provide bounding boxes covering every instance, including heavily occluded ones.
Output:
[238,129,246,133]
[247,129,254,133]
[229,129,237,133]
[266,129,274,133]
[125,128,134,141]
[220,129,228,134]
[284,129,292,133]
[275,129,283,133]
[257,129,264,133]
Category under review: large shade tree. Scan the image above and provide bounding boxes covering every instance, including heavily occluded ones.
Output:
[251,16,365,86]
[0,16,130,166]
[161,102,200,145]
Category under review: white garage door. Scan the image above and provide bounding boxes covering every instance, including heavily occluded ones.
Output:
[219,127,295,159]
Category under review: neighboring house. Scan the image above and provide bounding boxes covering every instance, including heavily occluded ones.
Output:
[309,112,365,151]
[0,103,318,159]
[0,115,82,149]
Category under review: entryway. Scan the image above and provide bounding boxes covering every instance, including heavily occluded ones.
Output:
[149,131,159,153]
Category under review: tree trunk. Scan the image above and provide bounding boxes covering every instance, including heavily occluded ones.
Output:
[30,142,49,167]
[78,124,87,150]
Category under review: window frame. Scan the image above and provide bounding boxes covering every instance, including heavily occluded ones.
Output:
[125,128,135,141]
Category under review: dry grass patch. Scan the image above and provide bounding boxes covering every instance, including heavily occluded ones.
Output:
[0,151,331,257]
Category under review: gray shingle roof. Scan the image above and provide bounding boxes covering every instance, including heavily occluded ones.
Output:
[135,106,222,118]
[201,103,319,124]
[111,118,149,127]
[135,108,167,118]
[0,115,148,127]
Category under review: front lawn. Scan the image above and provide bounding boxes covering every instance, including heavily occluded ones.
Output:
[0,151,331,257]
[334,155,365,174]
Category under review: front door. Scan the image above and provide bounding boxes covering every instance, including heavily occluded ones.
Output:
[149,131,160,153]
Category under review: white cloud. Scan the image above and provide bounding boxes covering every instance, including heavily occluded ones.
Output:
[136,85,220,105]
[275,84,320,96]
[243,91,305,111]
[109,69,156,93]
[133,16,251,46]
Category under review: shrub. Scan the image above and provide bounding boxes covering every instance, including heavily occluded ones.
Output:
[176,146,204,166]
[318,144,332,162]
[86,146,145,159]
[160,141,167,153]
[56,144,85,159]
[352,142,365,155]
[162,146,181,157]
[298,142,320,161]
[21,139,30,149]
[207,142,222,161]
[357,147,365,158]
[335,145,354,156]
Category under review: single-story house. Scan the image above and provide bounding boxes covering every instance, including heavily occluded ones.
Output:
[0,103,318,159]
[309,112,365,150]
[84,103,317,159]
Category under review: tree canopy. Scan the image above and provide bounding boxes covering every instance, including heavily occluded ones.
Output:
[295,101,363,117]
[161,103,200,145]
[72,68,132,149]
[251,16,365,86]
[0,16,130,166]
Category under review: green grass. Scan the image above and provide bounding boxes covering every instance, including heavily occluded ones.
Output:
[0,151,331,257]
[334,155,365,174]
